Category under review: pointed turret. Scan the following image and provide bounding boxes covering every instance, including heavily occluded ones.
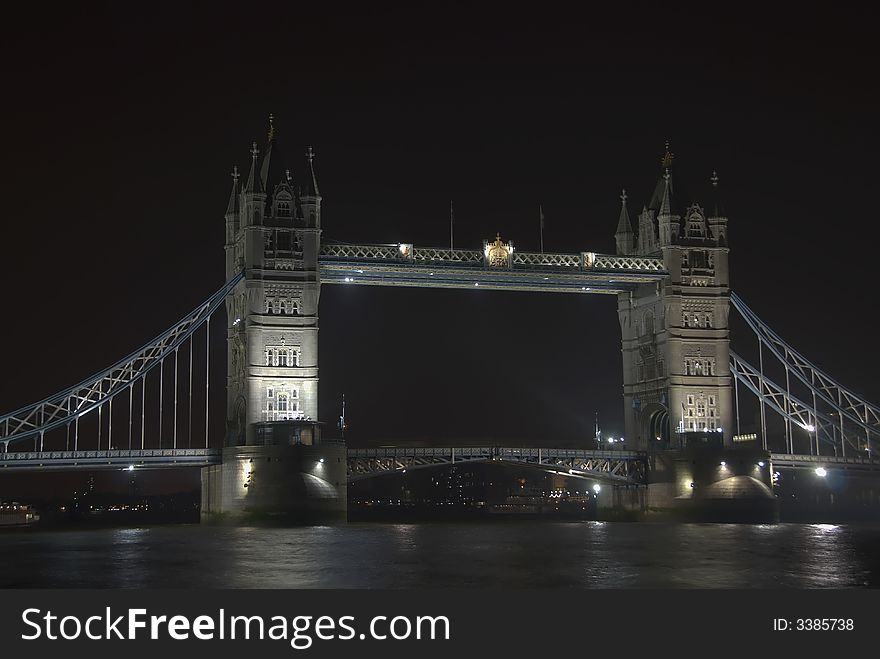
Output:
[245,141,263,194]
[258,115,295,223]
[648,141,675,211]
[226,165,241,217]
[305,145,320,197]
[242,141,267,227]
[225,165,241,248]
[260,114,290,194]
[653,143,681,247]
[614,189,635,255]
[709,170,725,218]
[707,171,728,245]
[301,146,321,228]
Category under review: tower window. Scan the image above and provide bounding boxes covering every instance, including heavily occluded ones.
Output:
[265,345,300,367]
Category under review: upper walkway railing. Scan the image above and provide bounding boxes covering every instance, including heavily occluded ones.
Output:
[320,242,665,273]
[318,242,666,293]
[0,448,221,471]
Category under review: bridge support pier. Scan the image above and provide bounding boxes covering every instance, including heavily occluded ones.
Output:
[642,445,778,522]
[201,444,347,523]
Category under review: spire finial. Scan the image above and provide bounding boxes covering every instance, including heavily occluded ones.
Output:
[285,168,292,183]
[231,165,240,183]
[660,141,674,168]
[268,114,275,142]
[711,170,719,187]
[620,188,627,203]
[306,146,315,163]
[250,142,259,160]
[663,168,670,181]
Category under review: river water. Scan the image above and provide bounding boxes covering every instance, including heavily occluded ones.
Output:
[2,522,879,588]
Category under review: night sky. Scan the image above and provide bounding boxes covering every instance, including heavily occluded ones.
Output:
[1,3,879,495]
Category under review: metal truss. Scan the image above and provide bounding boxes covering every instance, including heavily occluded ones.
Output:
[347,447,647,485]
[512,251,582,269]
[590,255,665,271]
[770,453,880,472]
[730,293,880,454]
[730,350,839,448]
[412,247,484,264]
[320,242,665,273]
[0,448,221,471]
[321,243,404,260]
[0,273,244,449]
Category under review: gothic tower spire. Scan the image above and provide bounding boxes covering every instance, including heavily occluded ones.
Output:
[245,142,263,194]
[614,188,635,255]
[301,146,321,228]
[707,170,728,245]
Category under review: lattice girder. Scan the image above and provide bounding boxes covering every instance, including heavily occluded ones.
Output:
[0,273,244,448]
[730,293,880,448]
[730,351,842,449]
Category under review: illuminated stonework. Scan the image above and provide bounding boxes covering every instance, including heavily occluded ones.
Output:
[615,150,732,449]
[485,233,512,267]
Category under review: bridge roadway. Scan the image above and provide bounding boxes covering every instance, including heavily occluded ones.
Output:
[317,243,667,294]
[2,447,879,482]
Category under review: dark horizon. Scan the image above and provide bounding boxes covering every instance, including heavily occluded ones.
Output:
[2,2,879,500]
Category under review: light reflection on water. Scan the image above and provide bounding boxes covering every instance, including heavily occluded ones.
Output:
[1,522,878,589]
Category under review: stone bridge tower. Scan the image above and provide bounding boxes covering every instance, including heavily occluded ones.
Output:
[615,145,733,452]
[223,117,322,446]
[203,118,345,523]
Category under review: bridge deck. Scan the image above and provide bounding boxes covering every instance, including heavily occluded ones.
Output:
[347,446,648,484]
[0,449,221,471]
[318,244,667,294]
[770,453,880,472]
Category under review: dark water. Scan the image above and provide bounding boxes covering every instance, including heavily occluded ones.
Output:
[2,522,879,588]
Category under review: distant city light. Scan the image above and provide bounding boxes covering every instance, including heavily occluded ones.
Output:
[757,461,765,467]
[815,467,827,477]
[127,465,134,471]
[319,458,324,463]
[592,484,601,493]
[720,461,726,467]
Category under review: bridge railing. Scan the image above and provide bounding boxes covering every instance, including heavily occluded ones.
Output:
[320,243,665,273]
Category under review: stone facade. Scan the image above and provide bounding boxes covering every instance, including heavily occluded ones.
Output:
[223,133,322,446]
[615,150,733,451]
[204,125,347,522]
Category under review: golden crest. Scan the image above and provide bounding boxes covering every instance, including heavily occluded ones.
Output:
[485,233,511,267]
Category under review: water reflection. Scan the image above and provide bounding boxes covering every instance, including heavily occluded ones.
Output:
[1,522,877,588]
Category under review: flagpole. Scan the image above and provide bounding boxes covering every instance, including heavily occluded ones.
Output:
[450,199,454,250]
[539,204,545,254]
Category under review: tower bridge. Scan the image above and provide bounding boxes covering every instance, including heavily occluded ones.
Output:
[2,125,879,521]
